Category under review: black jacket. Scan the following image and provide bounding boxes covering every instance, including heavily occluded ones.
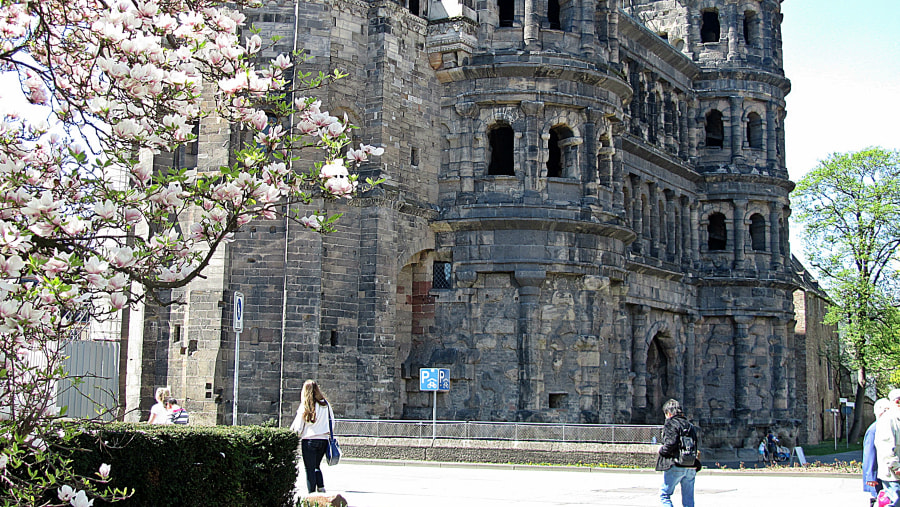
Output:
[655,414,702,471]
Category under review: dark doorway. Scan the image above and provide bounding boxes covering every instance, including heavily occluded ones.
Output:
[499,0,514,27]
[708,212,727,251]
[488,124,515,175]
[701,10,720,43]
[705,110,724,148]
[646,338,669,424]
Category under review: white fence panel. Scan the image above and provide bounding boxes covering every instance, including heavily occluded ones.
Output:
[58,340,119,421]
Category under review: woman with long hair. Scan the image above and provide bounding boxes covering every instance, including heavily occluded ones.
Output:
[290,380,334,494]
[147,386,171,424]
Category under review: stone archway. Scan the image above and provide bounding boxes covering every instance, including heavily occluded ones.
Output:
[646,337,670,424]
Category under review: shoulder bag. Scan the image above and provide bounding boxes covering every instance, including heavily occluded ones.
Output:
[324,401,341,466]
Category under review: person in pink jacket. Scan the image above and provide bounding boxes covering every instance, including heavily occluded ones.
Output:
[290,380,335,494]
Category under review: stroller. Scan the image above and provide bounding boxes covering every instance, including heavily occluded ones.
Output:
[761,433,790,463]
[774,444,790,462]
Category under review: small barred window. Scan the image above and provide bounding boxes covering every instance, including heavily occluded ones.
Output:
[433,262,452,290]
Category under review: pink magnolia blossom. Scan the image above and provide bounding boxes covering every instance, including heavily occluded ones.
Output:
[110,247,135,268]
[43,253,70,276]
[71,489,94,507]
[58,485,76,502]
[93,200,117,220]
[299,215,324,231]
[0,255,24,277]
[22,192,59,218]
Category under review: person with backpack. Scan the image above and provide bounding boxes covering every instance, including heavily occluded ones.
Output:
[655,398,701,507]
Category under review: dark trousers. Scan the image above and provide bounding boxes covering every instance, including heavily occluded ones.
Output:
[301,438,328,493]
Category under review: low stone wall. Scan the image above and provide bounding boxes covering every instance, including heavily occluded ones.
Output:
[339,437,659,468]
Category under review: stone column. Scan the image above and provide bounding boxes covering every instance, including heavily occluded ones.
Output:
[579,0,595,56]
[455,101,479,199]
[630,174,643,254]
[649,182,660,258]
[679,101,689,159]
[630,304,650,416]
[730,95,744,162]
[521,100,544,195]
[684,314,703,419]
[761,8,773,65]
[727,6,738,61]
[514,270,545,416]
[689,201,699,268]
[766,103,777,170]
[769,201,782,269]
[687,11,701,58]
[733,315,753,420]
[524,0,540,51]
[688,100,699,160]
[607,0,619,62]
[784,318,797,417]
[733,199,748,269]
[777,108,786,167]
[596,0,609,46]
[582,109,599,207]
[610,149,624,220]
[665,190,676,262]
[782,206,792,267]
[664,90,675,153]
[772,317,791,419]
[681,196,692,266]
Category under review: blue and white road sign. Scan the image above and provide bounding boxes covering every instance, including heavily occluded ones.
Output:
[233,291,244,332]
[420,368,450,392]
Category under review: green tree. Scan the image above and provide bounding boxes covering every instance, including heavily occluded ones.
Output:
[793,147,900,442]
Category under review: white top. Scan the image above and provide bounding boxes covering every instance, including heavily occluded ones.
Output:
[875,404,900,481]
[290,402,334,440]
[149,402,171,424]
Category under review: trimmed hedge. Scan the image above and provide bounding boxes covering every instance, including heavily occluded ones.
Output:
[66,423,300,506]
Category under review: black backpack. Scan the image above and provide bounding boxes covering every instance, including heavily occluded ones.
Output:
[674,423,698,466]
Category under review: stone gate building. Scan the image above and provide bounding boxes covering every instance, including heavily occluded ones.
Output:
[127,0,841,448]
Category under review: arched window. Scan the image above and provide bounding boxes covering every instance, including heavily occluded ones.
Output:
[488,123,515,176]
[747,112,763,149]
[705,110,724,148]
[546,125,574,178]
[744,11,758,45]
[548,0,561,30]
[707,212,727,251]
[499,0,514,27]
[701,10,720,43]
[750,214,766,251]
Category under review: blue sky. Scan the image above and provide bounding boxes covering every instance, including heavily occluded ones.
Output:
[781,0,900,261]
[781,0,900,181]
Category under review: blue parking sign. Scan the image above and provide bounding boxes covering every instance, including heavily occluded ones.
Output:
[420,368,450,392]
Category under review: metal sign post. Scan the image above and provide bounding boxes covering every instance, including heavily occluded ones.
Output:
[829,408,839,450]
[420,368,450,440]
[845,401,855,448]
[232,291,244,425]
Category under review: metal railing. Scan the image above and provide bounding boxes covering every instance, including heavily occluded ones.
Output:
[335,419,662,444]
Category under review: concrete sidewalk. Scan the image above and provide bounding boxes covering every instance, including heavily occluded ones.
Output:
[312,459,865,507]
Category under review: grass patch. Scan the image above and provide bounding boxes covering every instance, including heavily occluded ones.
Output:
[800,440,862,456]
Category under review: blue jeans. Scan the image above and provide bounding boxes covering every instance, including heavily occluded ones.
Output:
[660,465,696,507]
[884,481,900,507]
[301,438,328,493]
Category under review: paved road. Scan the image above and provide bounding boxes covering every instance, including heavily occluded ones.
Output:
[312,459,865,507]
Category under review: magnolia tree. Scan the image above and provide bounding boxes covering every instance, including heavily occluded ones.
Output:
[0,0,381,502]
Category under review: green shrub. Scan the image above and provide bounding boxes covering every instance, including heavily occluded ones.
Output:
[66,423,300,506]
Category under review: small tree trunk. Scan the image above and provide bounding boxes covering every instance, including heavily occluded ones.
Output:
[848,366,866,442]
